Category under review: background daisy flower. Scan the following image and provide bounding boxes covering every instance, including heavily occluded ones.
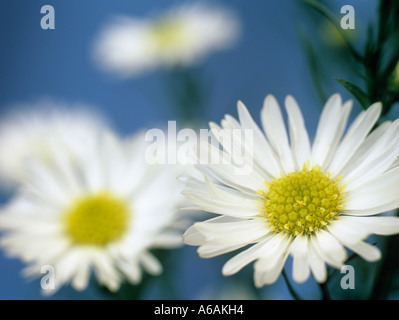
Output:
[93,3,240,77]
[0,127,187,294]
[0,101,106,188]
[183,93,399,287]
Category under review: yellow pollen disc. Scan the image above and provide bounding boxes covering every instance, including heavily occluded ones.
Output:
[260,164,345,236]
[150,19,186,50]
[65,192,130,246]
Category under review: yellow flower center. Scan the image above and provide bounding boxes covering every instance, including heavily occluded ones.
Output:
[259,164,345,236]
[150,19,186,50]
[65,192,130,246]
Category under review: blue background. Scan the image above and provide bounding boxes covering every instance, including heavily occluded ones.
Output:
[0,0,386,300]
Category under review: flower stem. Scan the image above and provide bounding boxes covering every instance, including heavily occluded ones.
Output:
[161,66,206,123]
[319,281,331,300]
[282,269,302,300]
[369,234,399,299]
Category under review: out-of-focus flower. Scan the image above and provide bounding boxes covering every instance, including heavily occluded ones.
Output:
[0,100,106,188]
[389,61,399,93]
[183,93,399,287]
[319,19,356,48]
[0,126,187,294]
[93,3,240,78]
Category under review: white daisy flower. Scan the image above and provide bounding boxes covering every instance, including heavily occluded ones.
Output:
[0,129,186,294]
[0,101,106,188]
[93,3,240,77]
[183,93,399,287]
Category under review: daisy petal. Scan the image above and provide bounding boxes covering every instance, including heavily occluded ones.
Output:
[290,235,310,283]
[342,141,399,190]
[337,238,381,262]
[255,252,290,287]
[260,95,295,173]
[197,219,269,258]
[237,100,282,177]
[339,120,397,179]
[327,218,369,244]
[196,142,265,192]
[340,216,399,235]
[71,260,91,291]
[308,243,327,283]
[141,252,162,275]
[222,237,272,276]
[312,230,347,269]
[328,102,381,174]
[311,94,350,168]
[285,95,311,170]
[253,234,291,286]
[345,166,399,211]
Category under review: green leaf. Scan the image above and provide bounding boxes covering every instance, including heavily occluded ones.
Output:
[302,0,362,61]
[297,27,328,104]
[334,78,370,109]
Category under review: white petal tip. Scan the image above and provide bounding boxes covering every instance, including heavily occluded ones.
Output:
[263,94,277,105]
[237,100,247,111]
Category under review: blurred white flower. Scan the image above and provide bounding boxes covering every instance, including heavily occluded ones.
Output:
[93,3,240,77]
[183,93,399,287]
[0,127,187,294]
[0,100,106,188]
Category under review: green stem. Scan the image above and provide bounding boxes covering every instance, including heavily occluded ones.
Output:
[319,281,331,300]
[369,225,399,299]
[282,269,303,300]
[161,66,206,123]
